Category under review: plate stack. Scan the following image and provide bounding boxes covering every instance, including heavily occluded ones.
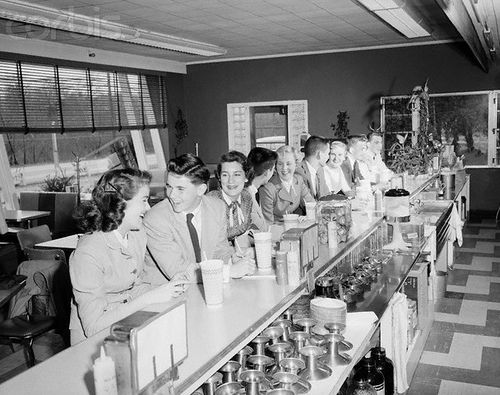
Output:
[310,298,347,329]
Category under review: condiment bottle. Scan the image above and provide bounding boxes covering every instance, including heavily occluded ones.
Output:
[352,356,385,395]
[371,347,394,395]
[352,377,377,395]
[93,346,118,395]
[374,189,383,212]
[287,247,300,286]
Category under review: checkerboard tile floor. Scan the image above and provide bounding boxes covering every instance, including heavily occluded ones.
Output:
[408,219,500,395]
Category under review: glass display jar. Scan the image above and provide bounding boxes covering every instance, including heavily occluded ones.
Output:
[316,195,352,244]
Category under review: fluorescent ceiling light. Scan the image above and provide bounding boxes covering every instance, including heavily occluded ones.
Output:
[357,0,430,38]
[0,0,227,56]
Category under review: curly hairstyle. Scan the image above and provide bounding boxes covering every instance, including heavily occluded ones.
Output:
[75,168,152,233]
[168,153,210,185]
[215,150,249,181]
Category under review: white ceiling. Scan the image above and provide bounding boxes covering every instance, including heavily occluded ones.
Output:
[0,0,496,65]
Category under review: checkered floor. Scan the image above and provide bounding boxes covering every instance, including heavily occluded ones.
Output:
[408,219,500,395]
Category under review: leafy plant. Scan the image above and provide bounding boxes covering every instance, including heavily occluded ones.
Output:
[41,173,75,192]
[174,108,188,157]
[330,111,350,141]
[387,79,442,175]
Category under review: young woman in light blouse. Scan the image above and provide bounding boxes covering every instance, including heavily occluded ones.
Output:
[69,168,187,344]
[259,145,314,222]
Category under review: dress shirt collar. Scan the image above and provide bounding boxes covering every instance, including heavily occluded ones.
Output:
[112,230,128,248]
[279,177,294,194]
[221,190,242,206]
[247,184,258,197]
[346,152,356,168]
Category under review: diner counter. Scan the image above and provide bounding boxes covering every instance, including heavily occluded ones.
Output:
[0,174,446,395]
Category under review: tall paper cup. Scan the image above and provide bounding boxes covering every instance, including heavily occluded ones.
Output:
[305,202,317,221]
[283,214,299,231]
[253,231,272,271]
[199,259,224,306]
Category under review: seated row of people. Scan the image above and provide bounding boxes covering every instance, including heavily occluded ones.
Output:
[69,132,393,344]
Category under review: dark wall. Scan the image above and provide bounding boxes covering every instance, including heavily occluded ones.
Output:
[184,42,500,164]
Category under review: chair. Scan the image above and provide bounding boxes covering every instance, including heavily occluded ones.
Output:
[16,225,52,251]
[0,258,71,366]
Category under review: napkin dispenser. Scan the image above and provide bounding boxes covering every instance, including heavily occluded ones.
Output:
[103,300,188,395]
[280,223,319,290]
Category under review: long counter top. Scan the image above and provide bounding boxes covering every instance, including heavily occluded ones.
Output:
[0,174,447,395]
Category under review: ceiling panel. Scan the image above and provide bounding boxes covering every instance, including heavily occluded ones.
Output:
[0,0,464,64]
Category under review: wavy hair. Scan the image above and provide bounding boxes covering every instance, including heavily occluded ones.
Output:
[75,168,152,233]
[246,147,277,185]
[167,153,210,185]
[215,150,249,181]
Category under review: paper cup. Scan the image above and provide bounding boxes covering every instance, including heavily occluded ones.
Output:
[200,259,224,306]
[305,202,317,221]
[253,231,272,271]
[283,214,299,231]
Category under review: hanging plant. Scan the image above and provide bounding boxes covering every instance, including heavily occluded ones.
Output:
[387,79,442,175]
[174,108,189,157]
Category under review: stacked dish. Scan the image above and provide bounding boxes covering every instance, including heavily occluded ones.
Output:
[310,298,347,329]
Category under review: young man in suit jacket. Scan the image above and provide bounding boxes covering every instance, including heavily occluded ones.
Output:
[143,154,255,283]
[295,135,330,199]
[342,134,369,188]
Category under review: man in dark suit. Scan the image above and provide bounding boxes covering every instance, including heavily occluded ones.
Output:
[295,135,330,199]
[342,134,368,188]
[143,153,255,283]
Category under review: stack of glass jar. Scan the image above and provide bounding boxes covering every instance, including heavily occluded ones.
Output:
[316,195,352,245]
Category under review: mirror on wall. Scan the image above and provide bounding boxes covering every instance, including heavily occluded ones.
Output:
[227,100,308,156]
[250,105,288,150]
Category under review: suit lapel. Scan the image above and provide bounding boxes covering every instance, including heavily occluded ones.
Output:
[277,183,295,203]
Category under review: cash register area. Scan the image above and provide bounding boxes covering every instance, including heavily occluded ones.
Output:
[0,220,499,394]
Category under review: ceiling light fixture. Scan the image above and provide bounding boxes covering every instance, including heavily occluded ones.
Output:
[357,0,430,38]
[0,0,227,56]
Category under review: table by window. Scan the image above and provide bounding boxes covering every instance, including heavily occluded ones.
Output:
[4,210,51,228]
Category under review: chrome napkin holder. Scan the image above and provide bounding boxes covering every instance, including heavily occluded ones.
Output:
[280,222,319,292]
[104,299,188,395]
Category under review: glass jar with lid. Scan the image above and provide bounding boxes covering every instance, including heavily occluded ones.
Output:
[316,194,352,244]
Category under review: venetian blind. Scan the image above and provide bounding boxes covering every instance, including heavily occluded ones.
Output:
[0,60,167,133]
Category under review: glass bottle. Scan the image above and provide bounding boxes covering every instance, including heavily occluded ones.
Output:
[352,356,385,395]
[351,377,377,395]
[371,347,394,395]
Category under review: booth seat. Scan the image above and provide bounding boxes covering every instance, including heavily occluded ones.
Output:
[19,192,79,238]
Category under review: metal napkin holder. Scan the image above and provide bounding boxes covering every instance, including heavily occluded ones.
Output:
[279,222,319,292]
[104,299,188,395]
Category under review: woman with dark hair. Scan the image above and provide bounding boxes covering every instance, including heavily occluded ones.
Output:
[208,150,267,244]
[246,147,277,230]
[69,168,187,344]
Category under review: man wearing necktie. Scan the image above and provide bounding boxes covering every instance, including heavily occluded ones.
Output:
[295,135,330,199]
[342,134,369,188]
[143,154,255,283]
